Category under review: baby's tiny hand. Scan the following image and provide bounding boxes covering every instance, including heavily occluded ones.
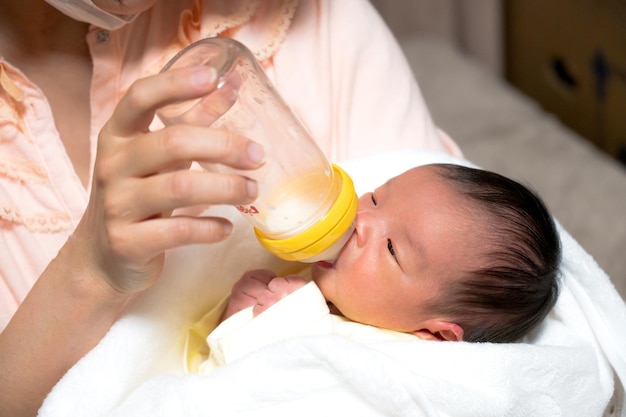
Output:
[223,269,277,320]
[252,275,308,316]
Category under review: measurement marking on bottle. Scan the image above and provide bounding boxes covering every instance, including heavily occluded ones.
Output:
[236,205,259,215]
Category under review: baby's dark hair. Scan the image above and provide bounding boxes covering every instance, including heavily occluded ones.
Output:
[429,164,561,343]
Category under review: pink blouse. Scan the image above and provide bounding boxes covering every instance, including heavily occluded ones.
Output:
[0,0,460,329]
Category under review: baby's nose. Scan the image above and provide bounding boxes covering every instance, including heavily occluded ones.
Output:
[354,210,375,247]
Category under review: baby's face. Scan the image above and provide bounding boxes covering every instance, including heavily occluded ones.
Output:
[312,165,481,333]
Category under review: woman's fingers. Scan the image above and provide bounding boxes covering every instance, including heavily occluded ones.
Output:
[111,216,234,267]
[80,65,261,295]
[103,170,257,222]
[118,125,265,178]
[160,71,241,127]
[107,66,220,136]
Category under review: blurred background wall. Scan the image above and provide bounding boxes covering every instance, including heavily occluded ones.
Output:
[370,0,504,75]
[370,0,626,165]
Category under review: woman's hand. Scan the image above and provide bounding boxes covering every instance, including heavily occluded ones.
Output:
[1,65,265,417]
[76,65,265,296]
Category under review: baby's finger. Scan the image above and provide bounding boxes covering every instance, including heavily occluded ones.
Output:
[266,277,294,296]
[235,269,277,287]
[266,275,307,297]
[231,270,277,296]
[248,269,279,285]
[253,289,283,316]
[284,275,309,287]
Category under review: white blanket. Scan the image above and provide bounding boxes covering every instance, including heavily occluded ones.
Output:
[39,151,626,417]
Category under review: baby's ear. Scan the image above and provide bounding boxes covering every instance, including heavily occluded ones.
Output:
[412,320,464,342]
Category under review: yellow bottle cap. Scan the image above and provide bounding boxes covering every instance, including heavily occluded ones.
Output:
[254,164,357,262]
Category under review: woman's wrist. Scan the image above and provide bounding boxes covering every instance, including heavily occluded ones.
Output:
[0,238,131,417]
[54,232,133,313]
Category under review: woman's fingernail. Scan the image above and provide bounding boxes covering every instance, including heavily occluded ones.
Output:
[246,179,258,199]
[191,67,217,86]
[222,222,233,236]
[247,142,265,164]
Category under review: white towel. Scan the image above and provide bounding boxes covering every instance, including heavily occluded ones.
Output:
[39,150,626,417]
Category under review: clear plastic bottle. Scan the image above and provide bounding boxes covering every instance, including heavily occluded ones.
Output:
[157,38,357,263]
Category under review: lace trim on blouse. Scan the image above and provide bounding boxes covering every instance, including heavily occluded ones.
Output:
[1,63,70,233]
[0,63,29,142]
[180,0,261,43]
[143,0,300,87]
[178,0,299,62]
[0,66,49,184]
[0,200,72,233]
[254,0,300,63]
[0,64,24,102]
[0,156,48,184]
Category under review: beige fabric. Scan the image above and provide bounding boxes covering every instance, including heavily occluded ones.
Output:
[369,0,504,75]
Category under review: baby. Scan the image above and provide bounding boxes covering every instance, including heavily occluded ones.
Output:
[191,163,561,373]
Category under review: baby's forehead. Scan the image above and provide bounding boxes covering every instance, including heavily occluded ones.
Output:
[398,163,448,177]
[391,164,455,188]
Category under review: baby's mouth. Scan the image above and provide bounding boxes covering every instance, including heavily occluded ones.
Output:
[317,227,355,270]
[315,260,334,269]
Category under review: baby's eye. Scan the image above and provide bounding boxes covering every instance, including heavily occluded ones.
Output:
[387,239,397,260]
[371,193,377,205]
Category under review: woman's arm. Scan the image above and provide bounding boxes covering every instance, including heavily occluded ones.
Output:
[0,66,264,417]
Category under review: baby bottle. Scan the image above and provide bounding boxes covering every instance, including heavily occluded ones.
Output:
[157,38,357,263]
